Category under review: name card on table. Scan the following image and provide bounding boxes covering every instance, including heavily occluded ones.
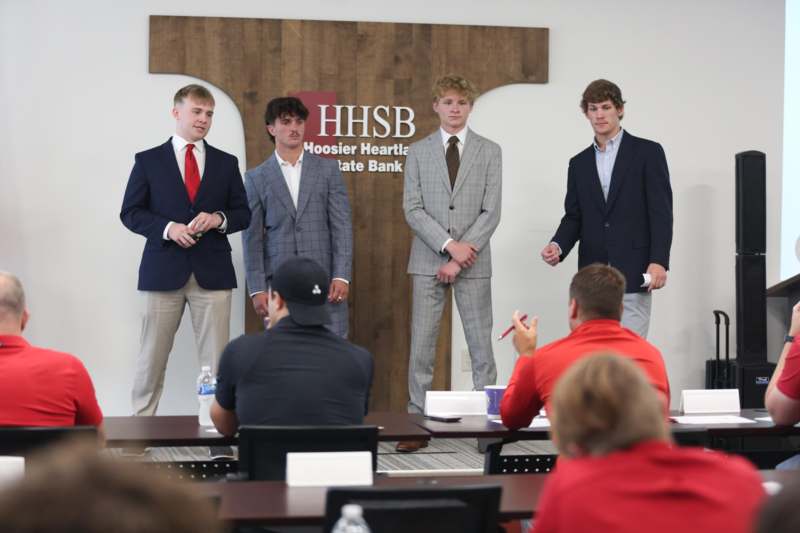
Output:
[424,391,486,416]
[286,451,373,487]
[680,389,741,414]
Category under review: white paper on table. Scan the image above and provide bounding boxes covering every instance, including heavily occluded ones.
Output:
[671,415,756,425]
[491,416,550,428]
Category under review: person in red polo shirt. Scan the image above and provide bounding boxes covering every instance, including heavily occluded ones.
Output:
[500,264,669,430]
[764,300,800,469]
[533,353,765,533]
[0,273,104,438]
[765,300,800,425]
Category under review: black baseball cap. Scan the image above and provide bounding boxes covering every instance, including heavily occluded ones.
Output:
[271,257,331,326]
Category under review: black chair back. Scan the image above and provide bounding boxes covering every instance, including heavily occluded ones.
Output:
[0,426,97,457]
[324,485,502,533]
[237,425,378,481]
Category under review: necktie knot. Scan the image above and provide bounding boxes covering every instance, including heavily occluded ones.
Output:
[448,136,459,146]
[186,143,195,152]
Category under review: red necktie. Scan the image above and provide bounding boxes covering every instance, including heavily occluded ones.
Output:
[184,143,200,203]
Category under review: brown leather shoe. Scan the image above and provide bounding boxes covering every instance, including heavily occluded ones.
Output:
[395,440,430,453]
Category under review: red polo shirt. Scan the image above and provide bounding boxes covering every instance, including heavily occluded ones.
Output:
[500,319,670,429]
[0,335,103,426]
[532,440,765,533]
[777,337,800,399]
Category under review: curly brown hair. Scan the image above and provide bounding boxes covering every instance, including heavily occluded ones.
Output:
[432,75,479,104]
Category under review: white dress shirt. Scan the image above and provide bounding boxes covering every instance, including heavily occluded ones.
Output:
[593,128,624,200]
[163,134,227,239]
[439,126,467,157]
[274,149,303,209]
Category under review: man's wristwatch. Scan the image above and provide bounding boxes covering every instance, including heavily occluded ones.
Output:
[785,334,795,343]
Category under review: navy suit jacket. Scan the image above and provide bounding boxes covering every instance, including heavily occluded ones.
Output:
[120,138,251,291]
[552,131,673,293]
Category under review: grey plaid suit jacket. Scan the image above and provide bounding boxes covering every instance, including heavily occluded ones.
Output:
[403,129,502,279]
[242,151,353,294]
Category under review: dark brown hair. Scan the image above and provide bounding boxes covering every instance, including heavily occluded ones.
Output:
[569,263,626,321]
[264,96,310,143]
[580,79,625,117]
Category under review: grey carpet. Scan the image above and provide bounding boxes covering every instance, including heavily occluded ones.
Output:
[106,439,558,474]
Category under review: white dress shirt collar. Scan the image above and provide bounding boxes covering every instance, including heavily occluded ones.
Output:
[274,149,303,168]
[439,127,467,148]
[172,134,206,154]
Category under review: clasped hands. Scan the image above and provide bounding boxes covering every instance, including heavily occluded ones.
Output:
[167,212,224,249]
[437,240,478,284]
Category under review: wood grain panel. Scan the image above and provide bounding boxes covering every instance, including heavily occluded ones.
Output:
[149,16,548,412]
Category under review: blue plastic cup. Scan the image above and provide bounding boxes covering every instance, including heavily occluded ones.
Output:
[485,385,506,419]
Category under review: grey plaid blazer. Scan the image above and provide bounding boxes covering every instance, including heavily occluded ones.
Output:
[403,129,502,279]
[242,151,353,294]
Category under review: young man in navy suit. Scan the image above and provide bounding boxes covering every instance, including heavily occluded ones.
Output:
[120,84,251,415]
[541,79,673,338]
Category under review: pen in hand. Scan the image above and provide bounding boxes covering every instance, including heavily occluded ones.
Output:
[498,314,528,340]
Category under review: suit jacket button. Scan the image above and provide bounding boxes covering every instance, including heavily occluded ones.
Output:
[604,222,610,228]
[296,226,302,232]
[449,205,454,210]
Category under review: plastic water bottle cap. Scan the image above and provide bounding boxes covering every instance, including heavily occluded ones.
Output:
[341,504,363,519]
[201,366,211,372]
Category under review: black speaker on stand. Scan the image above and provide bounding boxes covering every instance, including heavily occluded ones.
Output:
[732,151,775,407]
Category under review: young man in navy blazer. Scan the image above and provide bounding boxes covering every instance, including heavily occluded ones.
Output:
[541,79,673,338]
[120,84,251,415]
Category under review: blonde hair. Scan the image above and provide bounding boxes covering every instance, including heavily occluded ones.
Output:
[550,352,669,457]
[432,75,479,103]
[173,84,215,106]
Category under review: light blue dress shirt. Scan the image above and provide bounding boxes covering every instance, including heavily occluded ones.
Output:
[594,128,624,200]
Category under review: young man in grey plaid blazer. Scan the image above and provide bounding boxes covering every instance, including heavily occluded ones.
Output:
[242,97,353,337]
[400,75,502,451]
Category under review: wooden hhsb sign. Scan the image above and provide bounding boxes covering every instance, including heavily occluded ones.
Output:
[149,16,548,411]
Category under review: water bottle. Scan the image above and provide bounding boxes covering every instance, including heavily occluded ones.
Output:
[197,366,216,427]
[331,504,371,533]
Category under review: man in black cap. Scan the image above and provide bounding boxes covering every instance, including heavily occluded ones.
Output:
[210,257,373,436]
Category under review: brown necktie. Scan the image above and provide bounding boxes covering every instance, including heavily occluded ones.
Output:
[446,136,459,188]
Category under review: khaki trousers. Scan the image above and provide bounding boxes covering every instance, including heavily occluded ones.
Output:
[131,274,231,415]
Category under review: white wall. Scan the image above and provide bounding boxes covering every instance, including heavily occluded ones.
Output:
[781,0,800,280]
[0,0,784,414]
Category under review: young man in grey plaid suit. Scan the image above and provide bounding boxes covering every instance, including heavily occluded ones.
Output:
[399,75,502,451]
[242,97,353,337]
